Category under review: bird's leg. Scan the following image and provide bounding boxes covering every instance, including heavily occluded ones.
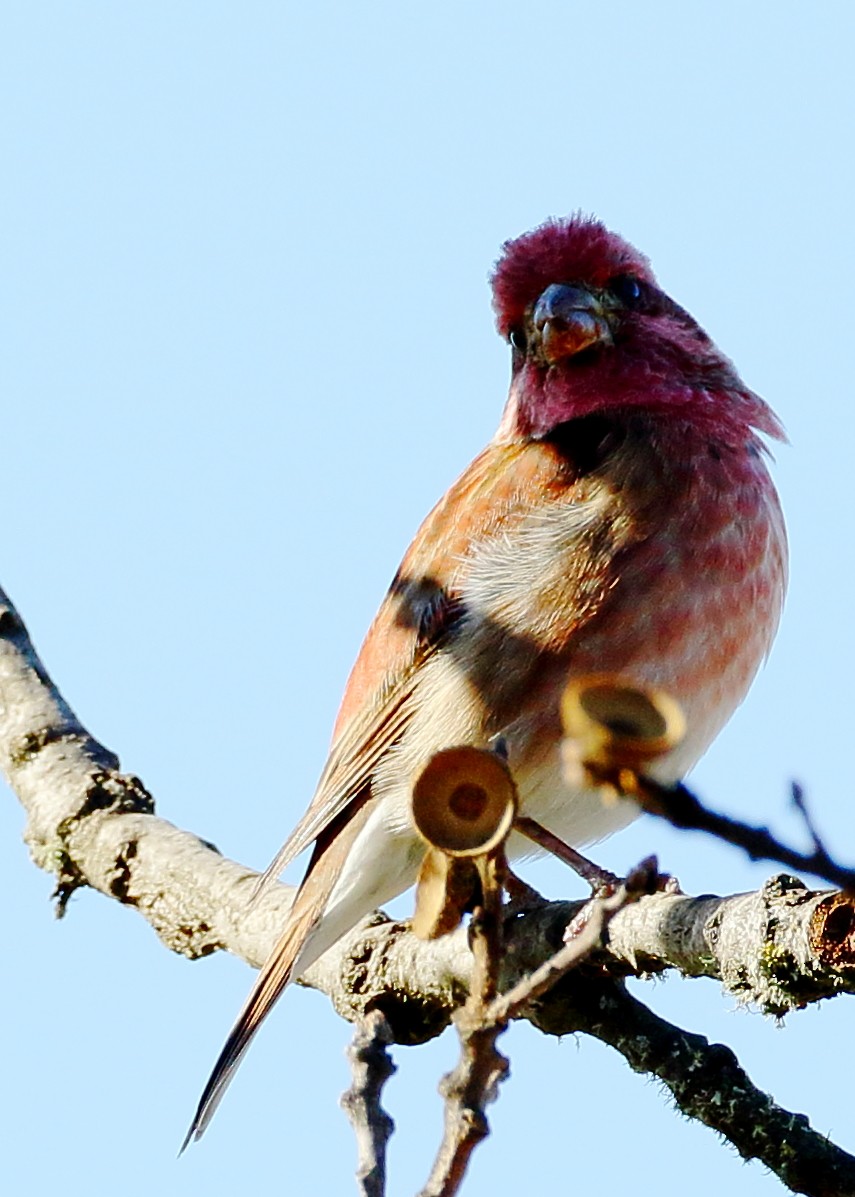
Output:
[514,815,621,894]
[487,736,549,913]
[512,815,680,944]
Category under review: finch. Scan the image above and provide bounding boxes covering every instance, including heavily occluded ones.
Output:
[185,214,786,1142]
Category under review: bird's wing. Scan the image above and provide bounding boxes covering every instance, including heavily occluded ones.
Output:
[185,426,641,1146]
[259,428,619,885]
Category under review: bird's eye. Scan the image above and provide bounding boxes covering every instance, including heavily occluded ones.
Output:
[509,326,527,353]
[608,275,644,306]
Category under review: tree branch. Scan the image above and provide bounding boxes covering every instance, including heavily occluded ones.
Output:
[4,579,855,1193]
[318,891,855,1197]
[4,580,853,1019]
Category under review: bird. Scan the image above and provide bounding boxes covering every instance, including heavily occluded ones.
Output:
[184,214,787,1143]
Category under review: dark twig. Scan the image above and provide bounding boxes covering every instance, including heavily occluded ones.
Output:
[622,773,855,894]
[340,1010,396,1197]
[791,782,827,856]
[530,973,855,1197]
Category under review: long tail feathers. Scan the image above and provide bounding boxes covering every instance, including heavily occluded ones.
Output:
[182,794,374,1151]
[180,892,321,1152]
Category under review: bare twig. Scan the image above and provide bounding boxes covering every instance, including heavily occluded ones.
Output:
[340,1011,396,1197]
[621,772,855,894]
[790,781,834,861]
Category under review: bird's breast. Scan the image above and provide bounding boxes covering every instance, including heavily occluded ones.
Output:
[458,425,786,774]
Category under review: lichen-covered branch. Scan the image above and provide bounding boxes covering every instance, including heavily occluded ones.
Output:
[321,895,855,1197]
[309,879,855,1043]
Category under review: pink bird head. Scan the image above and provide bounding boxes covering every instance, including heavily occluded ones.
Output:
[492,215,784,445]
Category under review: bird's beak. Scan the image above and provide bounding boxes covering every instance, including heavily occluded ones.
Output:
[532,283,613,364]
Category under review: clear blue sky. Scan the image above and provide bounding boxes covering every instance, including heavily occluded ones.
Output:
[2,4,853,1194]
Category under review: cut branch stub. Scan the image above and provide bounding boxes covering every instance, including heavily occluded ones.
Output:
[809,892,855,970]
[411,747,518,857]
[561,674,686,777]
[411,747,518,941]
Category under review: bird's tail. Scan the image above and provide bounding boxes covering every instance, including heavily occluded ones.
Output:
[180,884,322,1151]
[182,793,376,1149]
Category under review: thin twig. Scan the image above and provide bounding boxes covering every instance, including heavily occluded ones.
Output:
[623,772,855,893]
[791,782,827,856]
[340,1010,396,1197]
